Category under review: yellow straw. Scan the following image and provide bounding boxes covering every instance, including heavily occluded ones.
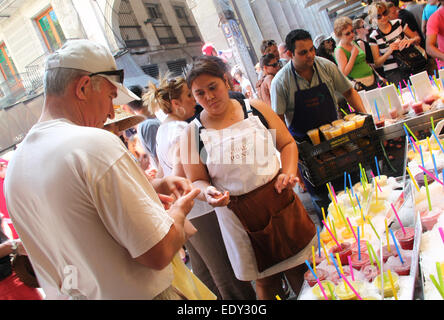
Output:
[385,219,391,252]
[360,208,365,237]
[276,295,282,300]
[375,180,378,203]
[321,240,331,265]
[388,95,392,110]
[326,183,340,221]
[336,253,345,275]
[322,207,327,224]
[406,167,420,192]
[387,269,398,300]
[312,246,317,274]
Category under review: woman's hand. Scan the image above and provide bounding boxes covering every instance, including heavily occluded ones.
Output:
[399,38,413,51]
[274,173,298,194]
[389,41,399,53]
[158,194,175,210]
[205,186,230,207]
[153,176,193,199]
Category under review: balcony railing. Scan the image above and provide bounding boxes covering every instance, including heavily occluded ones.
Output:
[180,25,201,43]
[153,25,178,45]
[0,72,42,109]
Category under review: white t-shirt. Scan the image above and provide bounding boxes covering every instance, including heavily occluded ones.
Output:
[156,121,213,220]
[4,119,174,299]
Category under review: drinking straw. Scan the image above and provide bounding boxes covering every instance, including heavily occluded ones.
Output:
[326,183,340,220]
[391,203,406,235]
[367,242,381,271]
[427,137,434,159]
[321,240,331,265]
[407,82,416,101]
[389,229,405,264]
[312,246,317,274]
[403,123,419,142]
[330,183,338,204]
[322,220,341,249]
[371,171,383,193]
[321,207,327,224]
[431,129,444,154]
[330,253,342,279]
[338,205,352,233]
[433,154,439,180]
[344,172,347,193]
[439,227,444,245]
[315,278,329,300]
[326,282,336,300]
[430,274,444,299]
[433,75,441,91]
[367,217,381,240]
[419,145,425,168]
[387,94,392,110]
[366,241,374,267]
[387,269,398,300]
[340,274,363,300]
[398,83,404,104]
[340,108,348,116]
[410,136,419,153]
[424,173,433,212]
[347,217,358,242]
[348,173,354,197]
[375,179,378,203]
[403,79,408,87]
[385,219,391,252]
[275,295,281,300]
[331,218,338,239]
[431,117,435,132]
[357,226,361,260]
[418,164,444,186]
[374,100,381,120]
[317,226,321,257]
[375,156,381,178]
[347,188,357,216]
[348,256,355,281]
[335,252,345,275]
[437,262,443,289]
[406,166,420,192]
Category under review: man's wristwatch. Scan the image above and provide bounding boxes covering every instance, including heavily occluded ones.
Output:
[10,240,19,255]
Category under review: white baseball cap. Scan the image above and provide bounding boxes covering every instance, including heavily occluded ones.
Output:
[45,39,140,105]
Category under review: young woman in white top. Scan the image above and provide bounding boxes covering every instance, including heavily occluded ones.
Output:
[180,56,316,300]
[143,75,256,300]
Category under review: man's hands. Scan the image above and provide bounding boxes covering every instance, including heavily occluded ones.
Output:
[205,186,230,207]
[153,176,193,199]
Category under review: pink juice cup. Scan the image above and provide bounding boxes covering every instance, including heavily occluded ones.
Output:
[351,241,368,255]
[362,264,379,282]
[389,108,398,119]
[350,253,371,270]
[420,208,442,231]
[394,227,415,250]
[330,242,352,265]
[393,256,412,276]
[374,117,385,128]
[378,245,399,262]
[401,103,410,114]
[304,268,328,287]
[411,102,424,115]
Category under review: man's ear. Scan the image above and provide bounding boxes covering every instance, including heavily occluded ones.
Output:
[286,49,293,58]
[75,75,92,100]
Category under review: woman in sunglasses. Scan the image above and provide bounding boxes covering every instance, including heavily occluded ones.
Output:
[368,1,422,84]
[256,53,281,106]
[334,17,378,91]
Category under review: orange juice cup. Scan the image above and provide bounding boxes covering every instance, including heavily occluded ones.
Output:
[342,121,356,133]
[332,119,344,127]
[307,128,321,145]
[354,116,366,128]
[329,126,343,138]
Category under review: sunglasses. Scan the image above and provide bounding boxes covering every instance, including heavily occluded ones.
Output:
[265,62,279,68]
[343,31,352,37]
[377,10,388,20]
[265,40,276,48]
[89,69,124,84]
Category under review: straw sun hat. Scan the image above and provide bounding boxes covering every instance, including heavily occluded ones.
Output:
[104,105,145,132]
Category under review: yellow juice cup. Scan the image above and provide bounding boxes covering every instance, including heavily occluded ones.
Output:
[344,113,356,121]
[312,280,335,300]
[342,121,356,133]
[354,116,366,128]
[332,119,344,127]
[335,280,365,300]
[329,126,343,138]
[375,272,400,298]
[307,128,321,145]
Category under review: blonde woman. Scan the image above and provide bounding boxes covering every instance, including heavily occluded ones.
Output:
[334,17,377,90]
[144,75,256,300]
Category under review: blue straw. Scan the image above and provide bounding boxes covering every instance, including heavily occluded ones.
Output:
[374,100,381,120]
[375,156,381,178]
[442,170,444,185]
[433,154,439,180]
[419,145,425,168]
[355,193,362,211]
[305,260,318,279]
[330,253,342,279]
[431,129,444,154]
[348,174,354,197]
[344,171,347,192]
[357,226,361,261]
[389,229,404,264]
[317,226,321,257]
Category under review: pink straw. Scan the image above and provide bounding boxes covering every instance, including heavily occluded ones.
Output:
[410,136,419,153]
[370,171,383,192]
[341,275,363,300]
[322,220,342,249]
[330,183,338,203]
[391,203,406,235]
[418,165,444,186]
[347,256,355,281]
[439,227,444,245]
[347,217,358,242]
[316,278,329,300]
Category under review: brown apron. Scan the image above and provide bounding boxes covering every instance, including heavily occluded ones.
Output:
[227,174,315,272]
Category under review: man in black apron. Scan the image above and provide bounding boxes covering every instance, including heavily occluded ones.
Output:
[270,29,367,220]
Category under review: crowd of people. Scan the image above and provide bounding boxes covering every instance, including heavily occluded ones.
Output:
[1,0,443,300]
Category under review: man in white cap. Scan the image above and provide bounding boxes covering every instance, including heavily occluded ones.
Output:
[4,39,211,299]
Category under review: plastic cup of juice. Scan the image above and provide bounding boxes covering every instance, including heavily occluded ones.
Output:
[420,208,442,231]
[374,116,385,128]
[362,264,379,282]
[304,268,328,287]
[344,113,356,121]
[411,102,424,115]
[351,240,368,255]
[375,271,400,298]
[335,280,365,300]
[312,280,335,300]
[332,119,344,127]
[394,227,415,250]
[378,245,399,262]
[393,255,412,276]
[307,128,321,145]
[330,242,352,265]
[353,116,366,128]
[329,126,343,138]
[401,103,410,114]
[389,108,398,119]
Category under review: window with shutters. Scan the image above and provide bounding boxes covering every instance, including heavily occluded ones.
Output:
[142,64,159,79]
[119,0,149,48]
[36,8,66,52]
[167,59,187,77]
[143,2,178,45]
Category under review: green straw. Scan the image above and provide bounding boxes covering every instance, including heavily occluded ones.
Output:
[431,117,435,132]
[366,241,374,267]
[347,188,357,216]
[437,262,443,289]
[367,242,381,271]
[340,108,348,116]
[403,123,419,142]
[430,274,444,299]
[331,218,338,239]
[367,217,381,240]
[338,205,352,233]
[424,174,433,212]
[326,282,336,300]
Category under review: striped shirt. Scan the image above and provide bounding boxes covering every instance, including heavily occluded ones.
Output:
[369,19,407,72]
